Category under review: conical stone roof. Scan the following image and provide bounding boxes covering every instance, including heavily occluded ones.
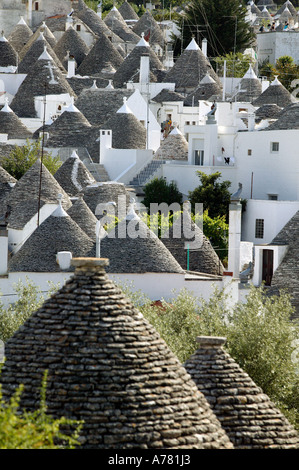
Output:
[76,32,123,77]
[0,100,32,139]
[75,87,134,126]
[99,101,147,149]
[53,25,90,69]
[104,15,140,44]
[252,77,296,107]
[132,10,164,49]
[184,74,222,105]
[7,17,33,54]
[161,208,224,275]
[4,159,72,214]
[67,196,98,241]
[155,127,188,161]
[235,65,262,102]
[184,336,299,448]
[82,181,131,217]
[118,1,139,21]
[163,38,222,93]
[54,150,96,197]
[75,6,124,45]
[0,166,16,205]
[152,88,185,103]
[267,210,299,320]
[93,205,185,274]
[10,50,76,118]
[46,101,92,148]
[112,37,164,88]
[266,102,299,130]
[8,207,94,272]
[277,0,297,16]
[19,22,57,60]
[17,33,65,74]
[0,35,18,68]
[255,103,282,122]
[0,257,233,449]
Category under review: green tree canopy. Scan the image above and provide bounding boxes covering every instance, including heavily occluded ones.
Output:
[176,0,255,58]
[259,56,299,94]
[188,171,232,221]
[141,177,183,211]
[0,139,62,180]
[215,52,255,78]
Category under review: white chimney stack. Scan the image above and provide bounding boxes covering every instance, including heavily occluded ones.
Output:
[0,223,8,275]
[67,55,76,78]
[56,251,72,270]
[201,38,208,57]
[139,53,150,85]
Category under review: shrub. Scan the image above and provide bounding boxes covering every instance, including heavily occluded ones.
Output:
[0,370,83,449]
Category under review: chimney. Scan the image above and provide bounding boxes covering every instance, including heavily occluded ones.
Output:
[139,53,150,85]
[98,129,112,164]
[201,38,208,57]
[247,112,255,131]
[196,336,227,348]
[56,251,72,270]
[0,222,8,275]
[67,55,76,78]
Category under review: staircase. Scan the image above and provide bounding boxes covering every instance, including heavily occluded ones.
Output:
[129,160,165,186]
[84,161,110,182]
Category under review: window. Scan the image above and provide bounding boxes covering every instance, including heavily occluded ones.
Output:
[268,194,278,200]
[34,2,39,11]
[76,24,81,32]
[194,150,204,165]
[271,142,279,152]
[255,219,264,239]
[248,149,252,156]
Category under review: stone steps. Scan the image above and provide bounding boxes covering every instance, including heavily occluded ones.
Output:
[129,159,165,186]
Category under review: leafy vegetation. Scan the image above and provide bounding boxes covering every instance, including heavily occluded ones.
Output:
[0,278,59,343]
[174,0,255,58]
[0,370,83,449]
[141,177,183,210]
[188,171,232,221]
[259,55,299,94]
[215,52,256,78]
[122,283,299,430]
[0,139,62,180]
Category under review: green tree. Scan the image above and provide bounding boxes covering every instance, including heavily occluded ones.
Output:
[124,283,299,429]
[0,370,83,448]
[275,55,299,93]
[141,177,183,210]
[0,279,59,343]
[215,52,255,78]
[0,139,62,180]
[198,210,228,263]
[188,171,232,221]
[176,0,255,58]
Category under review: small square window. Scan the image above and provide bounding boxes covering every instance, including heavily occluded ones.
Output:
[255,219,264,239]
[271,142,279,152]
[268,194,278,200]
[248,149,252,156]
[76,24,81,31]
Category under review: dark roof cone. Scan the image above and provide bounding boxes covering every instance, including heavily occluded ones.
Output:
[1,257,233,449]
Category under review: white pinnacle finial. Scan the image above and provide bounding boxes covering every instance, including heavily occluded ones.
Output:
[1,97,13,113]
[52,193,68,217]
